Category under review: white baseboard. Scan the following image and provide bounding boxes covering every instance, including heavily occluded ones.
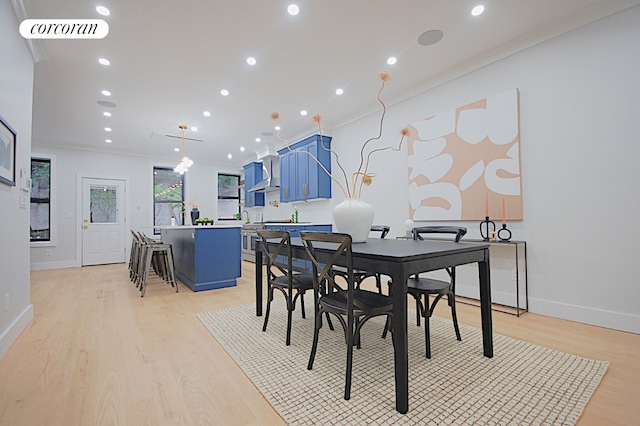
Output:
[0,304,34,360]
[30,260,79,271]
[529,297,640,334]
[457,284,639,334]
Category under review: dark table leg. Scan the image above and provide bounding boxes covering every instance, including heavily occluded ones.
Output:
[478,249,493,357]
[256,249,263,316]
[390,267,409,414]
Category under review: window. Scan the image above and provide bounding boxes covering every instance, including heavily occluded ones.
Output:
[153,166,184,232]
[30,157,51,242]
[218,173,240,220]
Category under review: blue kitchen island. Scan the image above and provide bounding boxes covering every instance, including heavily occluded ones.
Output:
[160,224,241,292]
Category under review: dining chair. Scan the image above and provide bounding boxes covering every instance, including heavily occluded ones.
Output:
[399,226,467,358]
[300,231,393,400]
[257,229,315,346]
[331,225,390,294]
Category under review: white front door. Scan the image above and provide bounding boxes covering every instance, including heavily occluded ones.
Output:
[82,178,126,266]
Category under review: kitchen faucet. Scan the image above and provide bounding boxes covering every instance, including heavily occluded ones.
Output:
[241,210,250,224]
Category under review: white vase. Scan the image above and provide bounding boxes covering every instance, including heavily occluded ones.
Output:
[332,198,375,243]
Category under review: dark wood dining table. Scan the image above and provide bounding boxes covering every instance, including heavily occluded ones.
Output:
[254,237,493,414]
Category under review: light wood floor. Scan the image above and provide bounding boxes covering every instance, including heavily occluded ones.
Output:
[1,262,638,425]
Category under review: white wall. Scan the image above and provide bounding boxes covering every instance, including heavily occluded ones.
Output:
[0,0,35,359]
[329,6,640,333]
[29,146,242,270]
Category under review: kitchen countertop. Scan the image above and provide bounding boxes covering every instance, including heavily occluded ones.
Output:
[156,224,242,229]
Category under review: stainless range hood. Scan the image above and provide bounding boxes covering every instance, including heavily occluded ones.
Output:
[248,155,280,193]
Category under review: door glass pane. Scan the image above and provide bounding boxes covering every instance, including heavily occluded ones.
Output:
[90,185,117,223]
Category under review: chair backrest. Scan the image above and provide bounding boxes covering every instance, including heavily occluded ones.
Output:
[370,225,390,239]
[256,229,294,283]
[412,226,467,242]
[299,231,356,306]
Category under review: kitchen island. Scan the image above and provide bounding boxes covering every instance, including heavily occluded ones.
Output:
[160,224,241,292]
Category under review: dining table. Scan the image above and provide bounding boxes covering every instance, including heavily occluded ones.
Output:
[254,236,493,414]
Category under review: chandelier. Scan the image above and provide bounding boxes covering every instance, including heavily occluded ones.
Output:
[173,124,193,174]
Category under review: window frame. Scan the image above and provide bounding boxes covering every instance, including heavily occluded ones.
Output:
[217,173,241,221]
[153,166,185,234]
[30,154,57,247]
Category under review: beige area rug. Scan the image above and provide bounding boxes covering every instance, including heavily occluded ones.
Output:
[197,304,608,425]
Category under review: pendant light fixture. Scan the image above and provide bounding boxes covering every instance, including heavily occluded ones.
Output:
[173,124,193,174]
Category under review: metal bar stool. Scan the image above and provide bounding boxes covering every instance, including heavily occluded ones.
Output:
[138,233,178,297]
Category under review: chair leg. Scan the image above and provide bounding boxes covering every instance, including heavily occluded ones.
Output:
[450,294,462,341]
[286,308,293,346]
[307,310,323,370]
[262,286,274,332]
[344,326,354,400]
[424,301,432,359]
[299,292,306,319]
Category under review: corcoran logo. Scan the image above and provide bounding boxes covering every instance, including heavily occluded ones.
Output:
[19,19,109,39]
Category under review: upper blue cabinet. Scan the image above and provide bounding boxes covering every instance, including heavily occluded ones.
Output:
[278,134,332,202]
[243,162,265,207]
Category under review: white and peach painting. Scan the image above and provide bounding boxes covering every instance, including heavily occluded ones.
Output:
[407,89,522,221]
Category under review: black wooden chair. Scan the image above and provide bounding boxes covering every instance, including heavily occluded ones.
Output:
[300,231,393,400]
[401,226,466,358]
[257,229,315,346]
[331,225,390,294]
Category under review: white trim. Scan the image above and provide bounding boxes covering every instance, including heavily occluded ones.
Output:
[0,304,33,360]
[29,260,79,271]
[30,153,57,248]
[529,297,640,335]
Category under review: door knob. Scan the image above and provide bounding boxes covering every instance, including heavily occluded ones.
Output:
[83,225,88,229]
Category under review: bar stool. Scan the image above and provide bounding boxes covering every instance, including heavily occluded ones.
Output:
[138,233,179,297]
[129,230,144,283]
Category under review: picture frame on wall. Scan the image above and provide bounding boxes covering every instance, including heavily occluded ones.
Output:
[0,114,17,186]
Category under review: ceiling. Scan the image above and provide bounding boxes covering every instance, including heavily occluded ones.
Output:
[19,0,638,169]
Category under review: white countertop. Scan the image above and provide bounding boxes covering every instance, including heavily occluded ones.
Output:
[157,224,242,229]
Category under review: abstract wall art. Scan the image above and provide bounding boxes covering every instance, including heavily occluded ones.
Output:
[407,89,522,221]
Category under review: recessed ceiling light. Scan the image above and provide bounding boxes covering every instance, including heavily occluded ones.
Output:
[220,89,229,96]
[191,126,197,132]
[300,110,307,116]
[417,29,444,46]
[98,58,110,66]
[471,5,485,16]
[246,57,256,66]
[101,90,111,96]
[240,146,245,152]
[174,148,180,152]
[203,111,211,117]
[274,126,281,131]
[255,137,261,142]
[96,6,110,16]
[103,111,111,117]
[227,154,233,159]
[105,139,112,143]
[104,127,112,132]
[387,57,397,65]
[287,4,299,15]
[336,88,344,95]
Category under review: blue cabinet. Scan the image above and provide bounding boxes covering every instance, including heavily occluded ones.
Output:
[278,134,332,202]
[161,226,241,291]
[244,162,265,207]
[265,224,332,273]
